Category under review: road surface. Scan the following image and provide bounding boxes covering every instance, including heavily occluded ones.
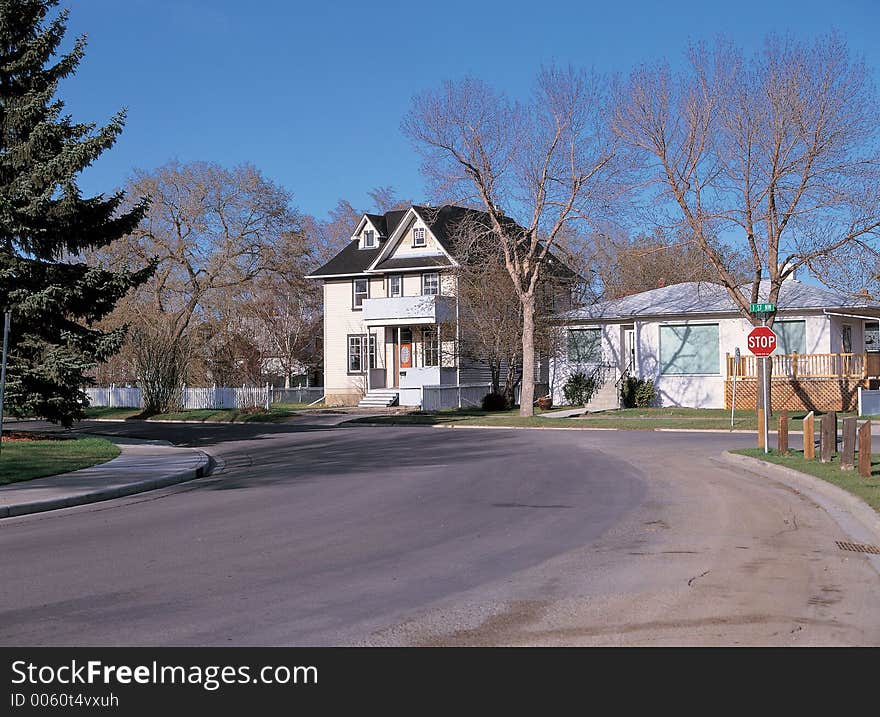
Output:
[1,419,878,646]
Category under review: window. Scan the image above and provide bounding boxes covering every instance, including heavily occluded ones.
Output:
[352,278,369,309]
[413,227,426,247]
[773,320,806,355]
[842,324,853,354]
[422,272,439,296]
[348,335,363,373]
[423,328,439,367]
[866,321,879,353]
[659,324,719,375]
[363,230,375,248]
[389,274,402,297]
[347,334,377,373]
[567,329,602,363]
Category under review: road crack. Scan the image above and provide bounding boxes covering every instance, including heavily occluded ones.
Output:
[688,570,710,587]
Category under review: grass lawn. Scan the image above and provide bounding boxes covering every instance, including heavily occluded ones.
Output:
[84,403,314,423]
[733,447,880,513]
[347,406,852,432]
[83,407,141,420]
[0,436,120,485]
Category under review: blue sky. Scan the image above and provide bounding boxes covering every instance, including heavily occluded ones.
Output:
[61,0,880,220]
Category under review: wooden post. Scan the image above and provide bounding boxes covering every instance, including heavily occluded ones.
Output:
[757,408,765,450]
[803,411,815,460]
[791,352,798,380]
[820,412,834,464]
[841,417,856,470]
[858,420,872,479]
[777,411,789,455]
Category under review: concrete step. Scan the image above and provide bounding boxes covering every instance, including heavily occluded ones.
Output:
[357,390,400,408]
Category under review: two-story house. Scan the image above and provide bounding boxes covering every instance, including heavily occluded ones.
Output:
[308,204,574,408]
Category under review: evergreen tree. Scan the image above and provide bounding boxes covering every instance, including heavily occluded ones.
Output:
[0,0,151,426]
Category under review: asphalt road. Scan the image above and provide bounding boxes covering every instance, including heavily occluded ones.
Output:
[1,419,879,646]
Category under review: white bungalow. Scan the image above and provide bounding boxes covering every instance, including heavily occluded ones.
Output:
[551,279,880,412]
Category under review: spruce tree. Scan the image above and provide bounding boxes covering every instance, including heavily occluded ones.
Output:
[0,0,151,426]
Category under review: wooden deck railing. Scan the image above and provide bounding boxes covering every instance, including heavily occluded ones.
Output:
[726,352,869,379]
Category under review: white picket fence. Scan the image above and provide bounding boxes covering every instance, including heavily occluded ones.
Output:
[85,385,272,410]
[422,383,491,411]
[85,386,143,409]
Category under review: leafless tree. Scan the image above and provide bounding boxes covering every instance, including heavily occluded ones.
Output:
[403,68,621,415]
[588,227,748,300]
[615,33,880,319]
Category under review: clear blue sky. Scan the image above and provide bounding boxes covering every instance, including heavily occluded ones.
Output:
[60,0,880,221]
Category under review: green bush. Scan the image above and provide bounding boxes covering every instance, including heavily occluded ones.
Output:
[481,392,510,411]
[562,371,598,405]
[620,377,657,408]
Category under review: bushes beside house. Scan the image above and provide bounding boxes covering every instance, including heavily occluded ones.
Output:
[620,377,657,408]
[562,371,599,406]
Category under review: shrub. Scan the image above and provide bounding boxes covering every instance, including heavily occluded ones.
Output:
[481,392,509,411]
[562,371,598,406]
[620,377,657,408]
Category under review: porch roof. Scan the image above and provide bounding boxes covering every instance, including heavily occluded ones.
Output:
[556,279,880,323]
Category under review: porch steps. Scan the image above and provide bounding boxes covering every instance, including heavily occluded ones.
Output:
[585,380,620,412]
[358,390,400,408]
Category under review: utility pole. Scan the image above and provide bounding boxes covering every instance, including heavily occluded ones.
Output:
[0,310,11,456]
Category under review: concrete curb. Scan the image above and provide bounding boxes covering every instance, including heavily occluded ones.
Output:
[0,450,212,519]
[720,450,880,546]
[86,417,293,426]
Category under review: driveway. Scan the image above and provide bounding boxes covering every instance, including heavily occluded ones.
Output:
[1,420,878,646]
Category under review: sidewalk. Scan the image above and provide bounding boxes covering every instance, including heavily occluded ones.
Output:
[0,437,210,518]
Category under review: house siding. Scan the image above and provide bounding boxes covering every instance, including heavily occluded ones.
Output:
[552,311,853,409]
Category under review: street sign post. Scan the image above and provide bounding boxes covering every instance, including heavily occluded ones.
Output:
[730,347,740,429]
[747,325,777,454]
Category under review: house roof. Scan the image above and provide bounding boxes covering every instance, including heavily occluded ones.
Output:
[373,255,453,271]
[308,203,578,280]
[556,279,880,322]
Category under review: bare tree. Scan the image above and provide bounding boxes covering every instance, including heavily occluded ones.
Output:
[403,68,620,415]
[615,33,880,321]
[588,227,748,300]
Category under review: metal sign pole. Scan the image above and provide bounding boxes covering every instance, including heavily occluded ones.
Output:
[0,310,11,456]
[762,314,769,454]
[731,348,740,430]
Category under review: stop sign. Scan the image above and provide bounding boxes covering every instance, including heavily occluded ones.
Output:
[747,326,777,357]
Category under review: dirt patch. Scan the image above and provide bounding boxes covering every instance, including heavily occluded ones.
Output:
[2,431,74,443]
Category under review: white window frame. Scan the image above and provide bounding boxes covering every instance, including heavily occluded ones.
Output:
[347,335,363,373]
[413,227,426,247]
[352,278,369,309]
[389,274,402,297]
[658,323,720,376]
[363,230,375,248]
[422,272,440,296]
[423,328,439,367]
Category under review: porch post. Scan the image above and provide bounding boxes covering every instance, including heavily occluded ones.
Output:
[365,331,371,393]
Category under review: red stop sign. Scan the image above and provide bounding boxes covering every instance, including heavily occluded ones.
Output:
[747,326,777,357]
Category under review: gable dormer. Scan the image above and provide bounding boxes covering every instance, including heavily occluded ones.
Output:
[352,214,385,250]
[366,207,456,272]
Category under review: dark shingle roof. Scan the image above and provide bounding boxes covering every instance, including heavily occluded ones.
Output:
[309,203,578,280]
[556,279,880,322]
[308,240,382,277]
[373,255,453,271]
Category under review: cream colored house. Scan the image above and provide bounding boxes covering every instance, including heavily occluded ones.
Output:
[309,204,572,407]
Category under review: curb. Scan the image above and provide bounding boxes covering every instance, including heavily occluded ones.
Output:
[86,418,294,426]
[720,451,880,546]
[0,451,213,519]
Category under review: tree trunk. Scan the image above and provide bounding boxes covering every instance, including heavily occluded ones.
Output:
[520,294,536,417]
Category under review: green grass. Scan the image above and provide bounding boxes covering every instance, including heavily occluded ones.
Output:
[347,406,852,432]
[83,407,141,420]
[0,437,120,485]
[734,447,880,513]
[84,403,314,423]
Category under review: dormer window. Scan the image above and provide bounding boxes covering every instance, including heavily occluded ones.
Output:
[412,227,426,247]
[363,230,375,249]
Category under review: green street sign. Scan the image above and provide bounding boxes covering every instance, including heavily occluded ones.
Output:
[750,303,776,314]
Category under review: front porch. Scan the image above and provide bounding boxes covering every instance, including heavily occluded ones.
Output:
[725,352,876,411]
